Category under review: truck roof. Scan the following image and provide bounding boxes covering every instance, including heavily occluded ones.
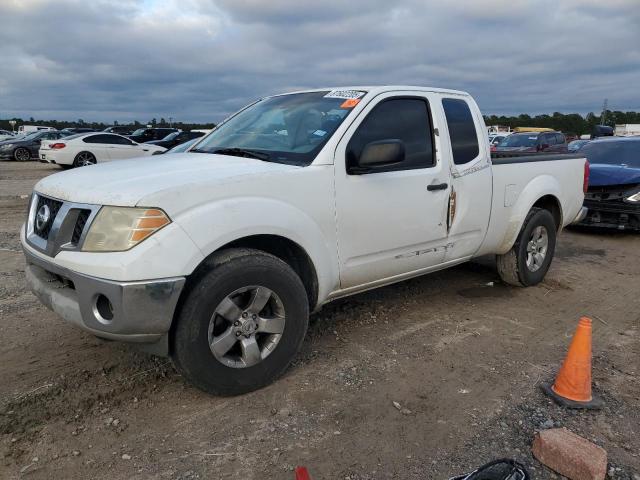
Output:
[274,85,471,97]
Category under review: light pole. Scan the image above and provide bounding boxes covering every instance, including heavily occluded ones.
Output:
[9,120,16,133]
[169,117,173,128]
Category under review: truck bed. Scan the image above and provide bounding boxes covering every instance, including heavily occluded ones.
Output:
[491,152,584,164]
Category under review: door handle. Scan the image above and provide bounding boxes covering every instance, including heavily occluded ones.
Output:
[427,182,448,191]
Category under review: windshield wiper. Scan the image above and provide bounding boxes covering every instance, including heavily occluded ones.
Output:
[212,148,271,161]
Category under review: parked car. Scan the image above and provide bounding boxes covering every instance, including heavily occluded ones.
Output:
[495,131,568,154]
[39,132,166,168]
[163,137,200,154]
[61,127,98,134]
[0,129,15,142]
[128,128,178,143]
[22,86,587,395]
[145,130,205,150]
[568,139,590,152]
[489,133,510,152]
[103,126,135,136]
[576,137,640,231]
[591,125,614,139]
[0,130,67,161]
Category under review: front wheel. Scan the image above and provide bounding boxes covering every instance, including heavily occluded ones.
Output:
[171,248,309,395]
[496,208,557,287]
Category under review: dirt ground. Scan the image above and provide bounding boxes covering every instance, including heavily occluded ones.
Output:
[1,162,639,480]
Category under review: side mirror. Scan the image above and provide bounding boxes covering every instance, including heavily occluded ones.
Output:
[351,139,405,173]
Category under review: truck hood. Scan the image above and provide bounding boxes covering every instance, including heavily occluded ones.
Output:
[588,163,640,187]
[33,153,299,206]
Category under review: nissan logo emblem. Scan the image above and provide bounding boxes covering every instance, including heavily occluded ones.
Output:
[36,204,51,231]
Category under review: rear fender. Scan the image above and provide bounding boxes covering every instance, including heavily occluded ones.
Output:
[496,174,562,254]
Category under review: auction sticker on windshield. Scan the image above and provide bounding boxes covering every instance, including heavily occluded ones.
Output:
[324,90,366,100]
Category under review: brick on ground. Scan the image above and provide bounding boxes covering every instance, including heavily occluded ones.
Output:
[532,427,607,480]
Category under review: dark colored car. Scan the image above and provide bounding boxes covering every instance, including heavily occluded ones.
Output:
[128,128,178,143]
[161,137,201,154]
[145,130,204,149]
[578,137,640,231]
[591,125,614,139]
[495,131,568,154]
[103,125,135,135]
[0,130,67,161]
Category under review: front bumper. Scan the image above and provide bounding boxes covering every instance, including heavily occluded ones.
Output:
[578,201,640,231]
[24,247,185,355]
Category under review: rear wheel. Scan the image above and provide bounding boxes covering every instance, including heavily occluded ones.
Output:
[73,151,96,167]
[14,148,31,162]
[496,208,557,287]
[171,248,309,395]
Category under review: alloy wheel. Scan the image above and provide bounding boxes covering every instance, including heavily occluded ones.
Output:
[208,286,286,368]
[526,225,548,272]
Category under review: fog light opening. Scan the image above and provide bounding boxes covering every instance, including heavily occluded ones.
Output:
[95,294,114,323]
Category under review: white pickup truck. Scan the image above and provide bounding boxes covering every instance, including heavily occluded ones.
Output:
[22,86,589,395]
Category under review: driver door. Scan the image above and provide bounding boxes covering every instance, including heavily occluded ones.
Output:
[334,92,451,289]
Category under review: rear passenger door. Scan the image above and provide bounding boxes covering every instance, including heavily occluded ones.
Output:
[334,92,451,288]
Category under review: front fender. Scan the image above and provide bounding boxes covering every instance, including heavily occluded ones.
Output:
[174,197,338,303]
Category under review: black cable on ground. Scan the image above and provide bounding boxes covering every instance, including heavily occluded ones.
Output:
[449,458,530,480]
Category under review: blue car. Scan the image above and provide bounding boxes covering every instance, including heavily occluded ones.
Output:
[579,137,640,230]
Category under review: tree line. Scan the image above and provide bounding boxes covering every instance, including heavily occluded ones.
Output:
[1,110,640,136]
[483,110,640,135]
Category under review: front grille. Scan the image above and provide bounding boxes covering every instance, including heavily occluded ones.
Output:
[72,210,91,245]
[34,196,63,240]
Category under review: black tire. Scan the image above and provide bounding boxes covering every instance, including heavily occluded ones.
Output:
[496,208,557,287]
[171,248,309,396]
[14,147,31,162]
[73,151,96,167]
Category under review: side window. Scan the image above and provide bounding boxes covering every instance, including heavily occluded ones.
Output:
[544,133,556,145]
[442,98,480,165]
[556,133,565,144]
[113,136,134,145]
[83,134,115,144]
[347,98,434,173]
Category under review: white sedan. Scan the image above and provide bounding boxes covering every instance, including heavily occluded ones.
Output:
[39,133,166,168]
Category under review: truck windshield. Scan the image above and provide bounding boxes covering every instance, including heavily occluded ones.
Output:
[191,91,363,166]
[499,134,537,147]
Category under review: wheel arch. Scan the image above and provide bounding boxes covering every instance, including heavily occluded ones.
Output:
[178,233,319,314]
[531,194,563,232]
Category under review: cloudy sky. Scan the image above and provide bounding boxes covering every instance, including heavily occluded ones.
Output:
[1,0,639,123]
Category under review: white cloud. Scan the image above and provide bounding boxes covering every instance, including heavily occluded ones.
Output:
[0,0,638,122]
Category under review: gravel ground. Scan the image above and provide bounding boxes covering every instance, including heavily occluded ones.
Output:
[1,162,638,480]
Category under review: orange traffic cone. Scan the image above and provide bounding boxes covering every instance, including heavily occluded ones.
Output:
[541,317,602,409]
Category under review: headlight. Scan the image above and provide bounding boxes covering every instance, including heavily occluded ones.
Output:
[626,191,640,203]
[82,206,170,251]
[1,143,14,149]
